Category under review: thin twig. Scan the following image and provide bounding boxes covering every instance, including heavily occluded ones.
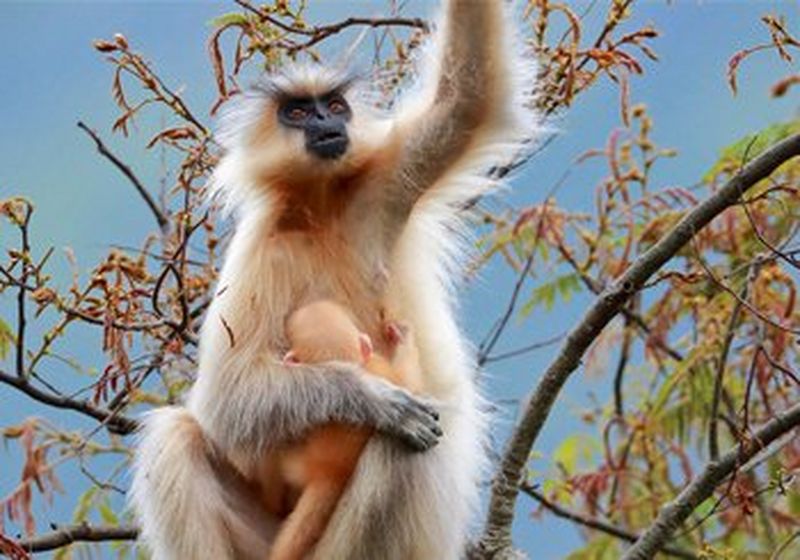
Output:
[521,483,697,559]
[613,316,633,417]
[693,248,800,336]
[0,368,137,435]
[481,333,564,365]
[77,121,169,231]
[15,205,32,380]
[709,274,749,461]
[234,0,426,48]
[478,249,538,366]
[622,401,800,559]
[62,306,168,334]
[740,198,800,271]
[556,241,684,362]
[771,531,800,560]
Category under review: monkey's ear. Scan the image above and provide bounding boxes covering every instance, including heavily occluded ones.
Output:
[283,350,301,364]
[358,334,373,363]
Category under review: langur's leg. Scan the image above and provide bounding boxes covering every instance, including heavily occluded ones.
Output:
[268,480,347,560]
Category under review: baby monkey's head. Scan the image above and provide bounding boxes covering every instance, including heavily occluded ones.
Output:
[284,300,372,365]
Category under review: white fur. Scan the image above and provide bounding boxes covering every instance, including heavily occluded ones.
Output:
[130,1,538,558]
[130,407,277,560]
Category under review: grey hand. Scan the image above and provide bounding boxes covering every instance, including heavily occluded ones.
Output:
[364,376,443,452]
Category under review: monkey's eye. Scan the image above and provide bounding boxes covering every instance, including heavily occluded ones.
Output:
[328,97,348,115]
[287,107,308,121]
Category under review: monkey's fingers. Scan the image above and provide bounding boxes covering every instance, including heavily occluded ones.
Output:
[383,393,443,451]
[415,396,441,422]
[359,374,442,445]
[385,382,441,421]
[387,389,441,425]
[395,419,441,452]
[390,403,442,451]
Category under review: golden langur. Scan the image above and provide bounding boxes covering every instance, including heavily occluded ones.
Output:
[130,0,536,558]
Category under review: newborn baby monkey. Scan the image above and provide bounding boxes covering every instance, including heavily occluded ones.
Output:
[264,300,425,560]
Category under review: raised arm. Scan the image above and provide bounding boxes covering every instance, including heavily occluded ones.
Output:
[385,0,530,220]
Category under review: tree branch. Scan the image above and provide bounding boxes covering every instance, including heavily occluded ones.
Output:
[709,275,749,460]
[77,121,169,232]
[0,368,138,435]
[521,483,697,560]
[475,132,800,557]
[478,249,538,366]
[612,317,633,417]
[14,205,32,381]
[558,248,685,362]
[233,0,427,53]
[294,15,427,52]
[622,401,800,559]
[7,524,138,555]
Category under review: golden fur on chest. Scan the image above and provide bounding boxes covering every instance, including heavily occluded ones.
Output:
[217,221,390,356]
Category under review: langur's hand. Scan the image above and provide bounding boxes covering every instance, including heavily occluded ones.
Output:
[362,376,442,452]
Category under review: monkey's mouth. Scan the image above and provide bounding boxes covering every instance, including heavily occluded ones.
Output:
[307,131,349,160]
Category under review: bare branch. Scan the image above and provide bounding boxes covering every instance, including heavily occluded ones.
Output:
[612,317,633,417]
[475,132,800,557]
[294,15,427,52]
[709,274,750,460]
[480,334,564,365]
[521,483,697,560]
[233,0,427,53]
[478,249,538,366]
[622,401,800,559]
[0,368,137,435]
[7,524,137,555]
[14,204,32,380]
[77,121,169,232]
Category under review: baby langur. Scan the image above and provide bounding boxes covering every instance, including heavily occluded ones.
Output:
[264,300,424,560]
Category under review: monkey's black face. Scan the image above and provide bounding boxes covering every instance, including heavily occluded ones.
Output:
[278,93,352,160]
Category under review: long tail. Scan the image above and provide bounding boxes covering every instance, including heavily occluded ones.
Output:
[129,406,274,560]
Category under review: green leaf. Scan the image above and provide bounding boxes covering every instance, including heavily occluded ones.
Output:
[552,434,598,474]
[534,281,557,311]
[0,318,13,360]
[703,120,800,182]
[541,479,573,505]
[521,273,585,317]
[99,498,119,525]
[556,273,581,302]
[208,12,250,28]
[536,239,550,262]
[694,497,716,520]
[72,486,98,523]
[788,491,800,515]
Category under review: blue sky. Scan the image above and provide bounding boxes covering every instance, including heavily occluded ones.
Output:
[1,1,798,558]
